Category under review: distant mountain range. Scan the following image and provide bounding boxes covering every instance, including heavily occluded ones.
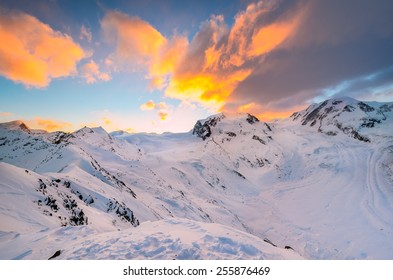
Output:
[1,97,393,260]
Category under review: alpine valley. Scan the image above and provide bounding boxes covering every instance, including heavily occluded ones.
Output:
[1,96,393,260]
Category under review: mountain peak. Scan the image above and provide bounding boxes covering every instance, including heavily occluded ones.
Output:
[192,112,263,140]
[291,96,393,141]
[0,120,31,133]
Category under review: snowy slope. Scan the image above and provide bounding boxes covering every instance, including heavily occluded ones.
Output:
[1,97,393,260]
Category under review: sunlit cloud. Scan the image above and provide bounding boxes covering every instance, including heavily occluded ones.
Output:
[140,100,169,121]
[100,1,303,115]
[101,10,166,66]
[24,117,73,132]
[158,111,169,121]
[81,60,111,84]
[247,17,300,58]
[236,101,306,121]
[140,100,167,111]
[0,10,85,88]
[103,117,111,125]
[148,36,188,89]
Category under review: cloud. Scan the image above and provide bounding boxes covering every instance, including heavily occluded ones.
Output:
[102,0,393,118]
[81,60,111,84]
[80,25,92,42]
[0,112,13,117]
[140,100,155,111]
[148,36,188,89]
[140,100,167,111]
[101,10,188,89]
[25,117,73,132]
[103,117,111,125]
[226,0,393,112]
[158,111,169,121]
[0,10,85,88]
[101,2,301,112]
[101,10,166,66]
[162,2,302,111]
[140,100,169,121]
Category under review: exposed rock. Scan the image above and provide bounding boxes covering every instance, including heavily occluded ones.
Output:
[246,114,259,124]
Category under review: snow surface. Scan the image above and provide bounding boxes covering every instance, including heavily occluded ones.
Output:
[1,97,393,260]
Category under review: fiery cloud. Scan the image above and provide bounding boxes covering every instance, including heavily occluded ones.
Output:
[0,10,85,88]
[148,36,188,89]
[25,117,73,132]
[81,60,111,84]
[247,18,300,58]
[162,1,302,111]
[101,1,303,114]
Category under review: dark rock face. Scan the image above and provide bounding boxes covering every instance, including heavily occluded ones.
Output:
[192,114,225,140]
[358,102,375,112]
[193,121,212,140]
[301,100,329,126]
[19,123,31,133]
[246,114,259,124]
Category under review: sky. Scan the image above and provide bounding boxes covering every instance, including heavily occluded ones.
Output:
[0,0,393,133]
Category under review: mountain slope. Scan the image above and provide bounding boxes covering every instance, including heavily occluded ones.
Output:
[1,97,393,259]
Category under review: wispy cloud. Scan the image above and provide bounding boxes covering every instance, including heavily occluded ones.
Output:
[0,10,85,88]
[0,112,13,117]
[81,60,111,84]
[79,25,92,43]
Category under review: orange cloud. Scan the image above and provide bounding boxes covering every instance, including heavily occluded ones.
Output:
[0,11,85,88]
[161,1,302,111]
[236,101,307,121]
[248,16,301,57]
[165,70,251,110]
[81,60,111,84]
[102,2,304,116]
[25,117,73,132]
[102,10,188,90]
[148,36,188,89]
[101,10,166,65]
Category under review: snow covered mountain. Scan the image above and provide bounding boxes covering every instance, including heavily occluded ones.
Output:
[291,96,393,142]
[1,97,393,260]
